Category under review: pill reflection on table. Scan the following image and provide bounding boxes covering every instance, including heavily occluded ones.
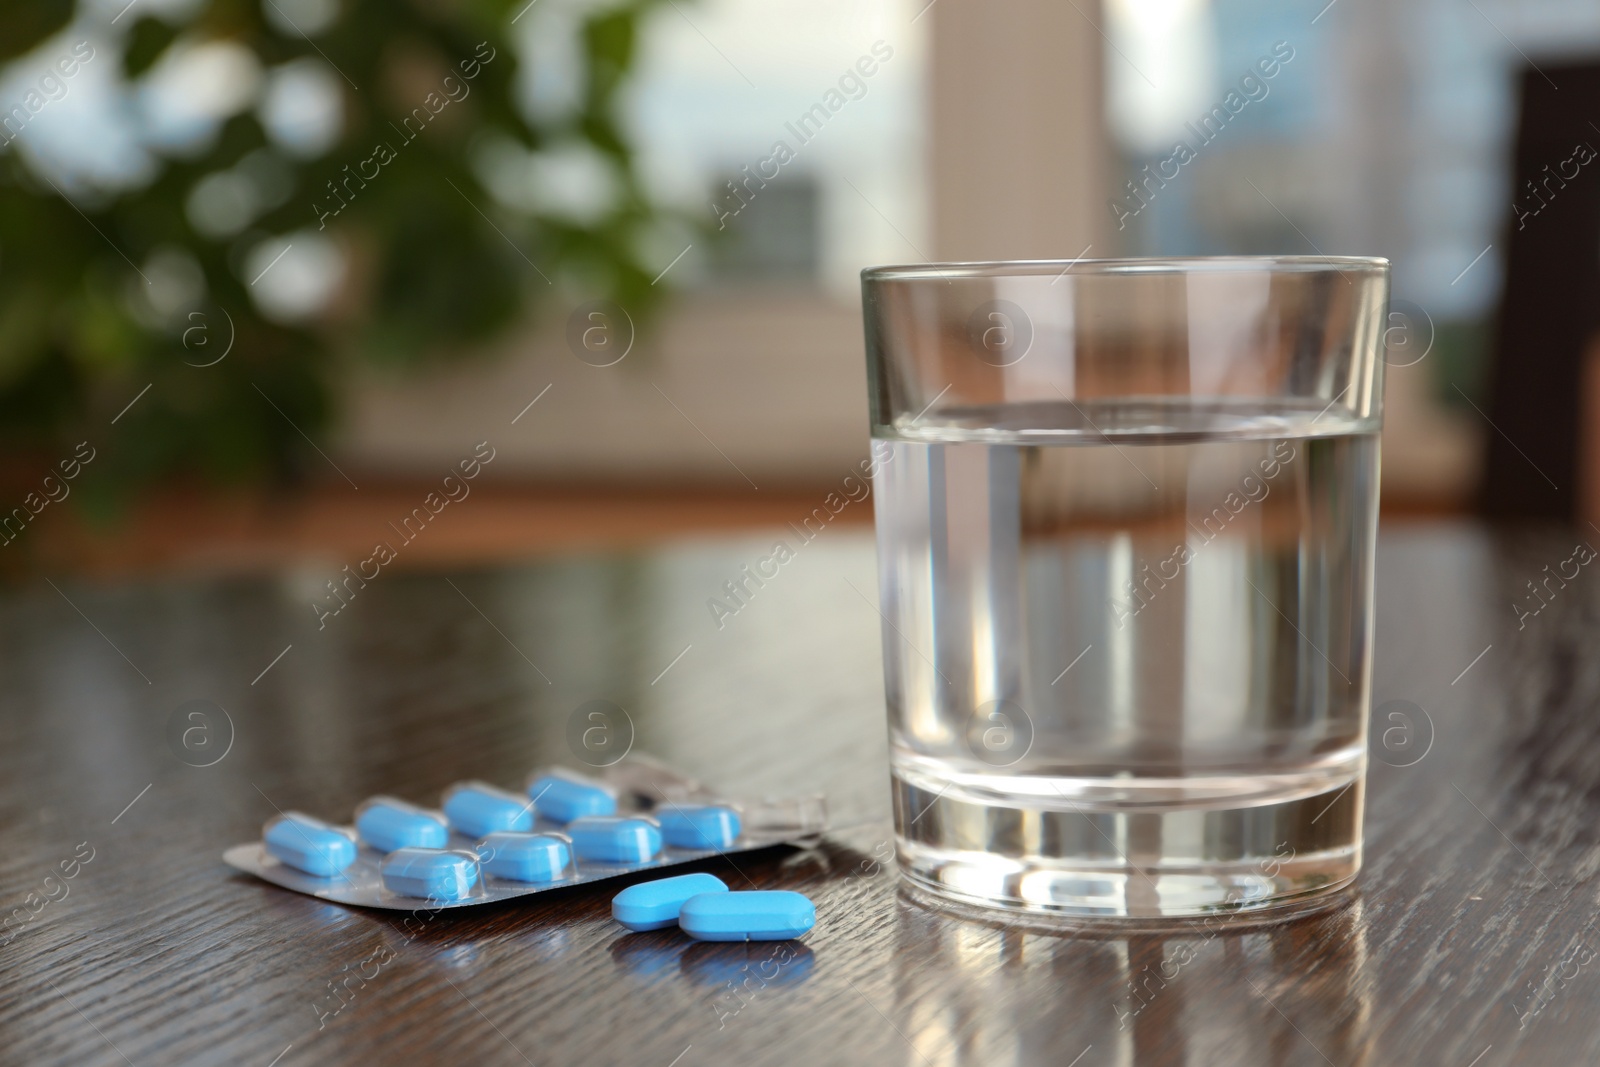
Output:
[680,940,816,989]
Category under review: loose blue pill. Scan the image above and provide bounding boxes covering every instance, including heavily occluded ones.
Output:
[355,797,448,853]
[263,813,357,877]
[612,873,730,932]
[657,805,742,850]
[381,848,481,901]
[568,816,663,864]
[441,781,533,838]
[476,832,571,883]
[527,770,617,823]
[680,891,815,942]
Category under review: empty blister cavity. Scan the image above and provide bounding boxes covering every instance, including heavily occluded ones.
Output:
[737,796,828,843]
[263,813,357,877]
[442,781,533,838]
[568,816,662,864]
[527,768,617,823]
[602,754,715,805]
[680,890,815,941]
[381,848,481,901]
[477,832,571,883]
[657,805,741,850]
[612,872,729,932]
[355,796,448,853]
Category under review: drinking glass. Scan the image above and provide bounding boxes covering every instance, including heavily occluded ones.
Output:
[862,256,1388,921]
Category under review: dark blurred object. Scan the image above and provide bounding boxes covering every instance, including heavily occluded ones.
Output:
[1481,61,1600,520]
[0,0,679,517]
[707,171,821,283]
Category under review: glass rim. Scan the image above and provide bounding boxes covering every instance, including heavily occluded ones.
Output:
[861,254,1390,282]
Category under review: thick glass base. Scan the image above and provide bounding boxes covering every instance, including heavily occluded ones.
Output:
[892,762,1363,924]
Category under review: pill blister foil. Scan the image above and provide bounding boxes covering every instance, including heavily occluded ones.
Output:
[223,755,827,911]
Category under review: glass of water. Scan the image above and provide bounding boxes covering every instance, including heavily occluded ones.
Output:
[862,257,1388,922]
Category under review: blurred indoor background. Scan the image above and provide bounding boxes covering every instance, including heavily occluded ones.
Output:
[2,0,1597,574]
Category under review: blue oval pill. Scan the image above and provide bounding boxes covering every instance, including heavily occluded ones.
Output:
[527,770,617,823]
[263,813,357,877]
[568,816,663,864]
[657,805,742,850]
[441,781,533,838]
[355,796,448,853]
[680,890,815,941]
[476,832,571,883]
[612,873,729,931]
[381,848,481,901]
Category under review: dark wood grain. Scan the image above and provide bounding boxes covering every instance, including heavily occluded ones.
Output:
[3,523,1599,1066]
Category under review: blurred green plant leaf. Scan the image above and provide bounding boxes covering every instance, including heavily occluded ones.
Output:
[122,15,179,78]
[0,1,74,62]
[0,0,692,514]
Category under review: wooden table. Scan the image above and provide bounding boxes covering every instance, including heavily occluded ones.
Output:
[3,522,1597,1066]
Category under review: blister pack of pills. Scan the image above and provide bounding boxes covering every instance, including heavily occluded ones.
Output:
[223,755,827,911]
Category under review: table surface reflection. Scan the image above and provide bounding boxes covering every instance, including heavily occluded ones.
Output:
[3,523,1598,1066]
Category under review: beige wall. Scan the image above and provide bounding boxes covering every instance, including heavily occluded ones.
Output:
[930,0,1110,260]
[340,290,871,488]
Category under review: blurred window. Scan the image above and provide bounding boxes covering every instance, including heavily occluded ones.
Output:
[617,0,928,297]
[1103,0,1600,320]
